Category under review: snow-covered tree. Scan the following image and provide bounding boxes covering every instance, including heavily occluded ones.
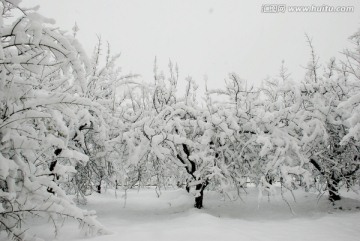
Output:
[205,74,264,194]
[118,64,256,208]
[0,1,107,239]
[114,29,360,208]
[67,37,139,202]
[255,34,360,202]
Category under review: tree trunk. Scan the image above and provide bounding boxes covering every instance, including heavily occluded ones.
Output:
[96,181,101,194]
[328,173,340,202]
[194,182,207,209]
[310,159,341,202]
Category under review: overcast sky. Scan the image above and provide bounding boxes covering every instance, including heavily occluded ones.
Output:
[25,0,360,92]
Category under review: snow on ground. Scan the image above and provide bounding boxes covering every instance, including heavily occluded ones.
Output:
[3,187,360,241]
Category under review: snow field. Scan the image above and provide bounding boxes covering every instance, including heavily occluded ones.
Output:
[9,187,360,241]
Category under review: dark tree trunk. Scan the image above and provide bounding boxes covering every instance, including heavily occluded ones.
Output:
[194,182,208,209]
[310,159,341,202]
[194,196,203,209]
[194,184,204,209]
[96,182,101,194]
[176,144,210,208]
[266,173,273,185]
[328,174,341,202]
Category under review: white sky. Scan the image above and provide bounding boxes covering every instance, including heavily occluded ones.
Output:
[25,0,360,93]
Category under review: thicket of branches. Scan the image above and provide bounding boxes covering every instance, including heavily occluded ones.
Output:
[0,1,360,240]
